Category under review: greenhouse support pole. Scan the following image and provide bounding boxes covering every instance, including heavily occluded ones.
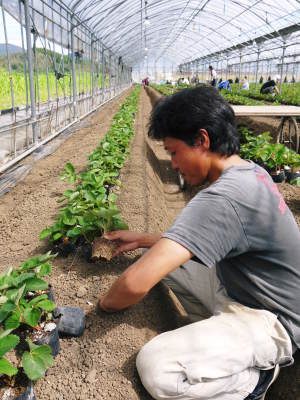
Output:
[238,52,242,91]
[224,57,227,80]
[19,0,29,111]
[101,46,105,102]
[24,0,38,144]
[254,47,260,91]
[1,1,15,114]
[71,15,77,119]
[279,41,286,95]
[91,35,94,107]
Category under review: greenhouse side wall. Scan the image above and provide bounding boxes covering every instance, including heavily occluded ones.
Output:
[0,0,132,172]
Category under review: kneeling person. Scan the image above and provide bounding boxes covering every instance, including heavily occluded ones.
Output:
[99,86,300,400]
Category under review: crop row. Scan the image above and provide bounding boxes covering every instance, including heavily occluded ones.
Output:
[151,83,300,106]
[0,86,140,394]
[40,85,141,251]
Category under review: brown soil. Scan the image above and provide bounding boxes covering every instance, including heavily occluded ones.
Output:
[0,88,299,399]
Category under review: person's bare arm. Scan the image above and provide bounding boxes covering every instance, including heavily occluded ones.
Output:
[99,238,192,312]
[103,230,162,256]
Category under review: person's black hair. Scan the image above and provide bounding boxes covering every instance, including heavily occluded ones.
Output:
[209,65,213,70]
[228,79,233,84]
[148,86,239,156]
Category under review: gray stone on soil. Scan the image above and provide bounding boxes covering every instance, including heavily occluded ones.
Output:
[53,307,86,337]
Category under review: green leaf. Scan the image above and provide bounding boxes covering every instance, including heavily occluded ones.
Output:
[38,252,56,263]
[28,294,48,306]
[12,284,26,305]
[63,215,77,226]
[108,193,118,203]
[0,301,16,323]
[102,142,110,150]
[52,232,63,241]
[23,308,41,327]
[22,343,54,381]
[25,278,48,291]
[19,257,41,271]
[0,357,18,376]
[36,300,55,312]
[0,329,14,340]
[38,263,52,277]
[0,295,8,305]
[66,226,82,238]
[40,228,52,240]
[65,162,75,175]
[111,218,128,231]
[0,334,19,357]
[13,273,35,287]
[4,310,21,330]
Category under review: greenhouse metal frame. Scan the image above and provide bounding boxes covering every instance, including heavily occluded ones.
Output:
[0,0,299,171]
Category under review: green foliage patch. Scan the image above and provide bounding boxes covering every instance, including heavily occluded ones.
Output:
[0,253,56,380]
[40,85,141,245]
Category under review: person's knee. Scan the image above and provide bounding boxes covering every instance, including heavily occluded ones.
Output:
[136,339,178,399]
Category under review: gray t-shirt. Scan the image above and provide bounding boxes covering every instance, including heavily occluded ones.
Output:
[164,162,300,349]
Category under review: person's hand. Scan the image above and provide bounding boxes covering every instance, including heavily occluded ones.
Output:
[103,230,142,256]
[103,231,162,257]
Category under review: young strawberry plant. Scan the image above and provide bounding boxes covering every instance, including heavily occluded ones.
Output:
[0,252,56,385]
[239,126,300,183]
[40,86,141,258]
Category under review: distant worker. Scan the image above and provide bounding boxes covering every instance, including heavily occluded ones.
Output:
[242,76,250,90]
[260,75,280,95]
[209,65,217,87]
[259,76,264,84]
[217,79,233,91]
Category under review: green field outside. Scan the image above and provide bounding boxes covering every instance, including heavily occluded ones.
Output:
[0,69,110,110]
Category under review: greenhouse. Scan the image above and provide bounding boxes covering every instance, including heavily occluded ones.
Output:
[0,1,299,399]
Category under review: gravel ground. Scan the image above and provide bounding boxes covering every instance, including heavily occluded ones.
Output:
[0,88,299,399]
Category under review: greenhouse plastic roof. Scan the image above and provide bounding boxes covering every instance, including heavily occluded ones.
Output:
[2,0,300,68]
[62,0,300,67]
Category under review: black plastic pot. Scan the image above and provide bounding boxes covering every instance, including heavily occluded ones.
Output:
[53,241,76,257]
[286,171,300,183]
[270,171,285,183]
[53,307,86,337]
[33,324,60,356]
[81,243,93,262]
[46,285,55,303]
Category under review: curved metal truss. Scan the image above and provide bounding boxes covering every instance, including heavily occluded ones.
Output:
[0,0,299,171]
[63,0,300,68]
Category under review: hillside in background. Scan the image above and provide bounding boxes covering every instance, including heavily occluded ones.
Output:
[0,43,22,55]
[0,47,72,73]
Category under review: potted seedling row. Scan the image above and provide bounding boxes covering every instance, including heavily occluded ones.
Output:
[40,86,141,261]
[239,127,300,185]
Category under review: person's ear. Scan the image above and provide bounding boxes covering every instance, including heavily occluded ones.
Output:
[195,129,210,150]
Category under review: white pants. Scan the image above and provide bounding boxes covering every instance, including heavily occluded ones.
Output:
[136,260,293,400]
